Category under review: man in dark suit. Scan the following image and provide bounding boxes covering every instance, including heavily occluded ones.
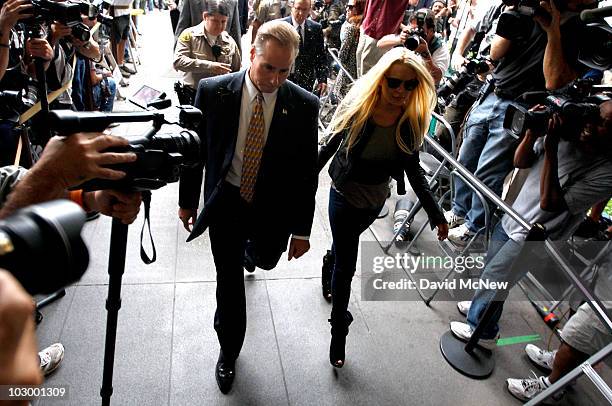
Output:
[177,20,319,394]
[281,0,328,94]
[174,0,242,53]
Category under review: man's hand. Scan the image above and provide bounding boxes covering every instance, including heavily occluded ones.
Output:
[0,270,43,389]
[451,53,465,71]
[535,0,561,35]
[414,37,430,56]
[35,132,138,189]
[90,190,142,224]
[0,0,32,32]
[436,223,449,241]
[50,22,72,44]
[544,113,563,152]
[178,207,197,232]
[287,238,310,260]
[25,38,53,61]
[210,62,232,75]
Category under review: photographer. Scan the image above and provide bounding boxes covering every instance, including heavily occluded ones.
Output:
[449,100,612,350]
[445,0,592,245]
[377,9,449,85]
[310,0,343,50]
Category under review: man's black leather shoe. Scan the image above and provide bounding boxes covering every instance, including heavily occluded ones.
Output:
[243,254,256,273]
[215,356,235,394]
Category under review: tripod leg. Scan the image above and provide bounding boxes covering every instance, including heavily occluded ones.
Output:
[100,219,129,406]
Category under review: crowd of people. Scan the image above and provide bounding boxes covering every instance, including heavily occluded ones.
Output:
[0,0,611,403]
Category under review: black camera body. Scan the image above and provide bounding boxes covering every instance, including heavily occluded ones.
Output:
[404,10,427,50]
[503,79,611,139]
[47,106,203,192]
[437,58,490,105]
[24,0,91,41]
[0,200,89,294]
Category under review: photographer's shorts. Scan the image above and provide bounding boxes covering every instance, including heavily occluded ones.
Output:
[112,15,131,42]
[561,302,612,355]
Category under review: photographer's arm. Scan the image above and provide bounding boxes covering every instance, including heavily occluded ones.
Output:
[514,129,539,168]
[489,35,511,62]
[0,0,33,80]
[377,33,404,50]
[73,37,101,61]
[0,133,137,219]
[537,1,577,90]
[540,115,566,211]
[451,25,474,70]
[0,270,43,394]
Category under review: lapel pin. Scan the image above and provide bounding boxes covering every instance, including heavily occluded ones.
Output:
[282,108,288,115]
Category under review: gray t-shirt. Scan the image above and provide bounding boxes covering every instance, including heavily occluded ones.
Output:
[502,139,612,242]
[335,124,399,209]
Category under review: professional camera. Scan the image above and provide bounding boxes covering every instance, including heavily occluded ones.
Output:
[404,10,427,51]
[495,0,554,41]
[313,0,324,8]
[578,6,612,71]
[24,0,91,41]
[0,90,24,122]
[0,200,89,295]
[437,58,490,105]
[46,106,203,191]
[503,79,611,139]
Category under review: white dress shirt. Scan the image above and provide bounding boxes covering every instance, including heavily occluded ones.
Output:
[291,16,305,45]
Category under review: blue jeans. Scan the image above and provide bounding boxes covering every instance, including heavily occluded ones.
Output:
[466,222,528,338]
[92,78,117,112]
[71,57,87,111]
[328,188,382,321]
[452,93,519,232]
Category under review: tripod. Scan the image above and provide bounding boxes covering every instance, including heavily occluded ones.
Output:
[99,190,153,406]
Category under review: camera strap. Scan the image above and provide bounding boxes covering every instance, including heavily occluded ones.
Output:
[139,191,157,264]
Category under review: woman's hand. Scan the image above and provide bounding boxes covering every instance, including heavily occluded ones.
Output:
[436,222,449,241]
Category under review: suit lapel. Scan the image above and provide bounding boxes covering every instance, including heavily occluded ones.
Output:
[219,71,246,172]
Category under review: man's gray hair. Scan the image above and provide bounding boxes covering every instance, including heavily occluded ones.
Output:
[253,20,300,61]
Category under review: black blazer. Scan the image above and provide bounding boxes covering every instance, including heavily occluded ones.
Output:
[179,71,320,250]
[281,17,328,91]
[318,120,446,228]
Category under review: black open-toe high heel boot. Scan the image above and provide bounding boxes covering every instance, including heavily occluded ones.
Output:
[321,250,334,301]
[329,310,353,368]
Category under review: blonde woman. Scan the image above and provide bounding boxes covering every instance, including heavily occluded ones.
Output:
[318,47,449,368]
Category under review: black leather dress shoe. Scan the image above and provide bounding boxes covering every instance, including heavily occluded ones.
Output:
[243,254,256,273]
[215,358,235,394]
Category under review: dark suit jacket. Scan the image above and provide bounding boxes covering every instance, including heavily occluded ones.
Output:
[179,71,319,256]
[281,17,328,92]
[174,0,242,54]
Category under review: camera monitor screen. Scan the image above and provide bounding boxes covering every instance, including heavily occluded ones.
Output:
[130,85,163,109]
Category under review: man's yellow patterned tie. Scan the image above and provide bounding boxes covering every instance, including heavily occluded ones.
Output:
[240,93,265,203]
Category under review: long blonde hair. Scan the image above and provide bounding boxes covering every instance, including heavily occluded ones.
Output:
[329,47,436,154]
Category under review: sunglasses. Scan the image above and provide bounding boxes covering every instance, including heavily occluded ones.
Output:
[346,4,354,9]
[385,77,419,91]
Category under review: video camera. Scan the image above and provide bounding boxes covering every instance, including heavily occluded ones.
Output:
[503,79,611,139]
[495,0,554,41]
[404,10,428,51]
[437,58,490,105]
[0,200,89,295]
[46,106,203,192]
[23,0,91,41]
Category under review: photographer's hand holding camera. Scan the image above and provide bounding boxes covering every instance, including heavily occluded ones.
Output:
[0,132,141,224]
[0,0,32,79]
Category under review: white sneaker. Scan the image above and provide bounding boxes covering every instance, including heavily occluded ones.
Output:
[457,301,472,316]
[39,343,65,376]
[448,224,475,246]
[525,344,556,372]
[449,321,499,350]
[506,373,562,402]
[444,210,465,229]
